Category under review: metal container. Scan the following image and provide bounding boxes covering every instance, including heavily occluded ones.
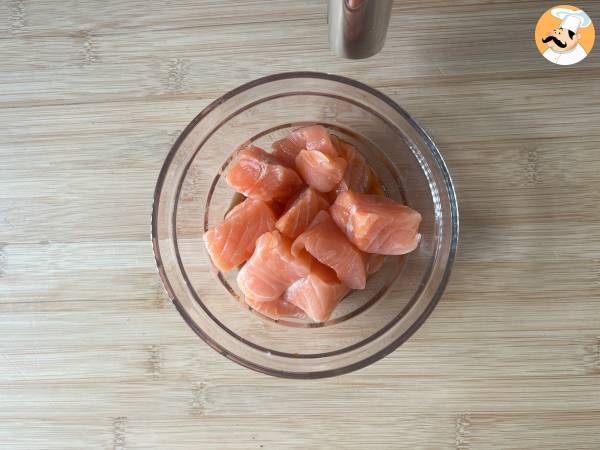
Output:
[328,0,393,59]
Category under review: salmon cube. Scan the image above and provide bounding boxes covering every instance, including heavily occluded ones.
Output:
[275,187,330,239]
[295,149,347,193]
[295,125,338,156]
[332,136,384,195]
[203,198,276,272]
[237,231,312,302]
[292,210,366,289]
[271,136,303,168]
[226,146,303,203]
[330,191,422,255]
[284,261,350,323]
[334,139,371,194]
[271,125,339,168]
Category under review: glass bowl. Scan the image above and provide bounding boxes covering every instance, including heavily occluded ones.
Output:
[152,72,458,378]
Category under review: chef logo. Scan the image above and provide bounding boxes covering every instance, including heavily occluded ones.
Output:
[535,5,595,65]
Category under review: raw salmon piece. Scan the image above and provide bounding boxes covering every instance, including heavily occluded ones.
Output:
[226,145,303,202]
[332,137,385,195]
[237,230,312,302]
[271,125,338,166]
[335,139,371,194]
[284,261,350,323]
[330,191,422,255]
[295,149,347,193]
[271,136,303,168]
[296,125,338,156]
[292,210,366,289]
[245,296,306,320]
[275,187,330,239]
[203,199,276,272]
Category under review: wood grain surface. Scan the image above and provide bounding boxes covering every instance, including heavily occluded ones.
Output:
[2,1,600,448]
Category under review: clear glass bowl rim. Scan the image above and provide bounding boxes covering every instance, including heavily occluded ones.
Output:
[151,71,459,378]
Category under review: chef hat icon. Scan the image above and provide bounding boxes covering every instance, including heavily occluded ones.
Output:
[551,8,592,33]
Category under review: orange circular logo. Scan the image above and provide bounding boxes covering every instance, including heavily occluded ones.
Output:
[535,5,595,65]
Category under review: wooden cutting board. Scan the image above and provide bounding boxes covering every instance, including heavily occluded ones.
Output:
[1,1,599,448]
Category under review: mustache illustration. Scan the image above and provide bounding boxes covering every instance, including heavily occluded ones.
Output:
[542,35,567,48]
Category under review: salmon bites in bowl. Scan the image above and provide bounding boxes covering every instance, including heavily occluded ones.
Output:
[206,125,422,322]
[152,73,458,378]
